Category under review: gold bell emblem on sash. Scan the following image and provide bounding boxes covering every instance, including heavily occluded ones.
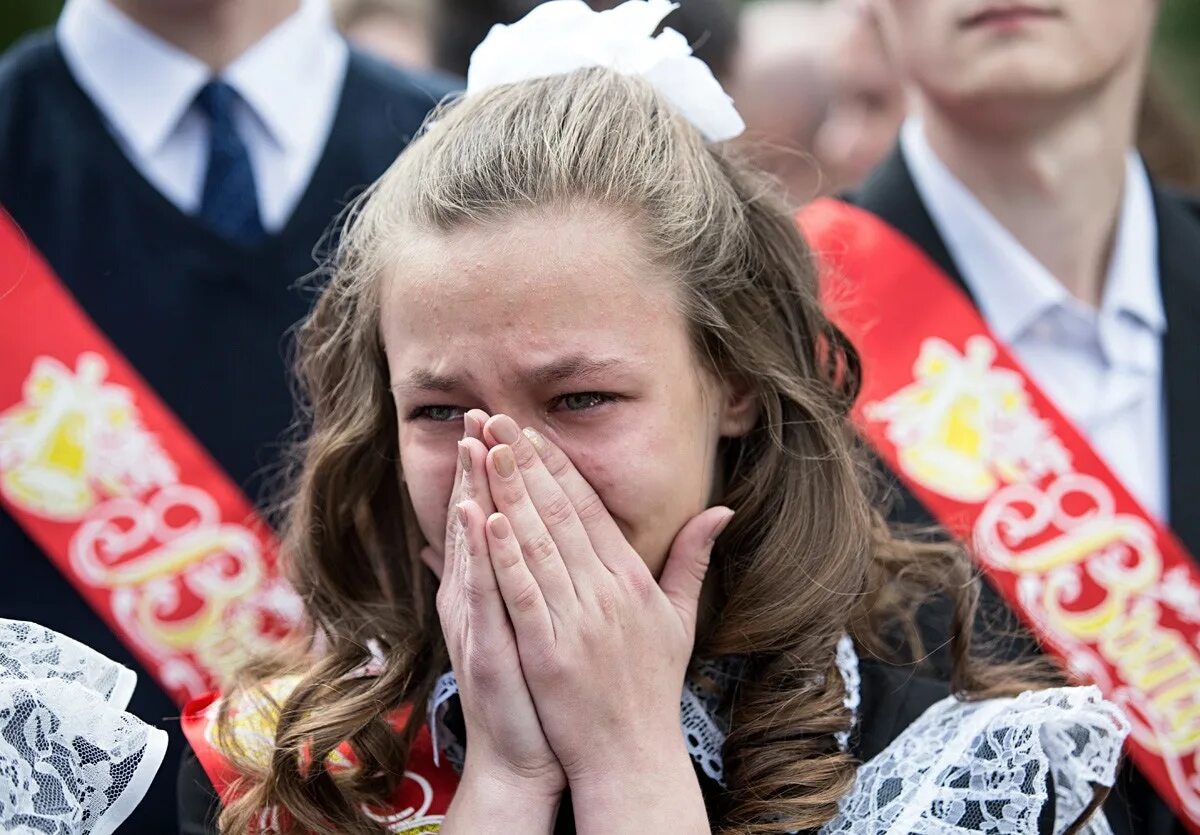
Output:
[0,353,176,520]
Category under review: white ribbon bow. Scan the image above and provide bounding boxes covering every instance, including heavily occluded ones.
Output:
[466,0,746,142]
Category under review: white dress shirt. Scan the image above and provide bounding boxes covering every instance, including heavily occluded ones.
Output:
[57,0,349,233]
[900,119,1167,520]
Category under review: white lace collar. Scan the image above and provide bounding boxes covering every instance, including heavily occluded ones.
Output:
[429,634,862,788]
[426,636,1129,834]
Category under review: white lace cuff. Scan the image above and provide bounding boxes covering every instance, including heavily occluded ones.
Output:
[0,619,137,707]
[0,619,168,835]
[822,686,1130,835]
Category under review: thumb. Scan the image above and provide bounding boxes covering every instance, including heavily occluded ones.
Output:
[659,506,734,633]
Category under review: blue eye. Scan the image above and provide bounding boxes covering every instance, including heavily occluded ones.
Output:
[411,405,466,422]
[554,392,614,412]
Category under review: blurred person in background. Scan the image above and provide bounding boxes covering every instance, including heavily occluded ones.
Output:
[729,0,832,207]
[433,0,739,79]
[799,1,1200,832]
[1138,69,1200,191]
[812,0,905,191]
[333,0,434,70]
[0,0,453,829]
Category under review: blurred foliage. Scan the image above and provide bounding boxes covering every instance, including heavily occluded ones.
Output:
[0,1,62,50]
[1,0,1199,115]
[1156,0,1200,114]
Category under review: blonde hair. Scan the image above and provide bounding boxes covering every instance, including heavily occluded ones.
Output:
[217,68,1048,833]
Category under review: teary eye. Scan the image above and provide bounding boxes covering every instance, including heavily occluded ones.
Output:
[552,392,615,412]
[410,405,466,422]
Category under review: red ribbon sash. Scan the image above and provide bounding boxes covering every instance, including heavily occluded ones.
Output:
[181,683,460,831]
[0,210,299,704]
[798,197,1200,829]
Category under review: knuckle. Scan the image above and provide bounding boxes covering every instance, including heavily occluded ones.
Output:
[522,531,559,565]
[499,482,526,507]
[492,545,523,572]
[540,491,575,527]
[573,489,607,523]
[591,581,621,619]
[624,569,655,599]
[542,446,572,479]
[513,441,539,470]
[512,581,542,613]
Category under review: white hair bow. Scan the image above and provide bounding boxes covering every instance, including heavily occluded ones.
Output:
[466,0,746,142]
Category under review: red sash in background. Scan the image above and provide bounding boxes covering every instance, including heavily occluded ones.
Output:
[799,198,1200,830]
[0,209,299,704]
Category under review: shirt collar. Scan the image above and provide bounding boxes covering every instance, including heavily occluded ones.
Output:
[899,118,1164,352]
[58,0,345,157]
[58,0,209,159]
[1101,154,1165,336]
[222,0,345,153]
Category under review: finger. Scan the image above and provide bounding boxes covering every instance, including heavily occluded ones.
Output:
[458,500,510,637]
[486,415,601,582]
[440,430,474,583]
[659,507,733,635]
[460,437,497,516]
[486,512,554,649]
[448,433,497,583]
[485,444,579,612]
[464,409,490,442]
[520,428,631,568]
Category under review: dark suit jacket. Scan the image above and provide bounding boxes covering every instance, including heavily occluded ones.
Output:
[845,146,1200,835]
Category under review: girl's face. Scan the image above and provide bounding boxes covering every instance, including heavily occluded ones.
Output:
[380,207,755,577]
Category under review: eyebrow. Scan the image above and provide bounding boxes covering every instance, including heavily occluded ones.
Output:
[393,355,632,394]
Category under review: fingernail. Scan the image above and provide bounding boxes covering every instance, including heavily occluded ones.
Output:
[463,413,478,439]
[522,427,545,454]
[709,510,735,544]
[494,445,516,478]
[456,503,468,525]
[487,513,511,540]
[489,414,520,445]
[457,440,471,473]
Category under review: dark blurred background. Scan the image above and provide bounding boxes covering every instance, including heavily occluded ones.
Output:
[5,0,1199,109]
[3,0,1198,200]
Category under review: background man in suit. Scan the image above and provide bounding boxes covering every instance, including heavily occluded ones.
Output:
[0,0,454,827]
[846,1,1200,831]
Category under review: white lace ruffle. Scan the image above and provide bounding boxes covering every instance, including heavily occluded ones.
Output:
[427,663,743,786]
[0,620,136,707]
[0,619,167,835]
[821,685,1129,835]
[427,641,856,790]
[425,644,1127,834]
[834,634,860,750]
[429,670,465,771]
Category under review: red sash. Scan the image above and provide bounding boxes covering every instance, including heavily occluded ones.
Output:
[798,198,1200,829]
[0,210,299,704]
[181,681,459,831]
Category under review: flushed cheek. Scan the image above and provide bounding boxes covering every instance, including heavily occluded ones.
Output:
[399,444,458,548]
[569,437,709,573]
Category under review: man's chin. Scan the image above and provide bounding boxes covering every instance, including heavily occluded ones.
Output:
[932,61,1085,111]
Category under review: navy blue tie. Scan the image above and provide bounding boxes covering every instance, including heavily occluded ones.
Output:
[195,80,265,246]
